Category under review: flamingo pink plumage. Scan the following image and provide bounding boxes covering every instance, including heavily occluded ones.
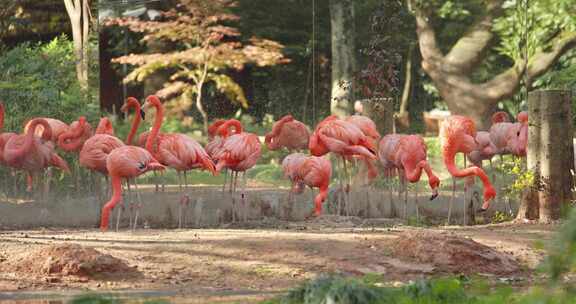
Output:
[24,117,69,145]
[293,156,332,216]
[440,115,496,210]
[4,118,70,192]
[265,115,310,151]
[144,95,217,227]
[281,152,308,195]
[378,134,440,199]
[100,146,165,231]
[0,102,16,166]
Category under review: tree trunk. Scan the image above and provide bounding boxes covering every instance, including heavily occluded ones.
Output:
[329,0,356,118]
[411,0,576,130]
[518,90,574,222]
[63,0,89,90]
[397,44,414,130]
[537,90,573,222]
[195,82,209,135]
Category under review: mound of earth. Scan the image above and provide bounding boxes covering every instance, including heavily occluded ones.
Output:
[391,231,520,275]
[11,244,136,277]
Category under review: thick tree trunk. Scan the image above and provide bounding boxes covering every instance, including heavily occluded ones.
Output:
[518,90,574,222]
[329,0,356,118]
[537,90,573,222]
[411,0,576,129]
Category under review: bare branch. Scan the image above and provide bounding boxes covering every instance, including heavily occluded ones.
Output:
[444,0,505,74]
[528,32,576,83]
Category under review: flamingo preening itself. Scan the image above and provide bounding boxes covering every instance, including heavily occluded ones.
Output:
[213,119,261,221]
[440,116,496,211]
[265,115,310,152]
[100,146,165,231]
[282,153,331,216]
[4,118,70,197]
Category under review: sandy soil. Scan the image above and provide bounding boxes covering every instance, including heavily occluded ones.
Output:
[0,217,556,302]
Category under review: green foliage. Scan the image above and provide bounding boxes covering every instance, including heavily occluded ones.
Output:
[0,35,99,131]
[495,157,534,198]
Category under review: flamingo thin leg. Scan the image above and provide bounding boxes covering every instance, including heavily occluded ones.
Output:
[132,179,142,231]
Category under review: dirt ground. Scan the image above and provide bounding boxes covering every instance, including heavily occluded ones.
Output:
[0,216,556,302]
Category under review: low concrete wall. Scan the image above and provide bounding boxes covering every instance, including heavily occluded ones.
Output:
[0,185,517,229]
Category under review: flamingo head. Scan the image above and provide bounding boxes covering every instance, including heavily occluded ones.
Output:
[429,175,440,200]
[479,185,497,211]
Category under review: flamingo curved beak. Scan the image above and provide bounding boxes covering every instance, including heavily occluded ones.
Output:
[140,109,146,120]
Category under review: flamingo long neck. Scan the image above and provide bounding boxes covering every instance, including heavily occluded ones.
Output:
[314,186,329,215]
[100,174,123,231]
[145,98,164,155]
[12,119,51,159]
[444,149,491,186]
[126,100,142,145]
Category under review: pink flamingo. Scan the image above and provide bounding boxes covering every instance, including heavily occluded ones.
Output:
[4,118,70,197]
[440,115,496,212]
[144,95,217,228]
[0,102,17,194]
[265,115,310,151]
[282,153,331,216]
[206,119,242,193]
[345,115,380,182]
[213,119,261,221]
[100,146,165,231]
[0,102,16,166]
[309,115,376,214]
[281,153,308,199]
[378,134,440,219]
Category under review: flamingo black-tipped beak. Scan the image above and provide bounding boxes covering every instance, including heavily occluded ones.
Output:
[429,192,439,201]
[140,109,146,120]
[477,207,488,213]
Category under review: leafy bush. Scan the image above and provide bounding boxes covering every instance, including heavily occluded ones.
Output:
[0,35,99,131]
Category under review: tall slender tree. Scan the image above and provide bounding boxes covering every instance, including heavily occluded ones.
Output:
[63,0,90,90]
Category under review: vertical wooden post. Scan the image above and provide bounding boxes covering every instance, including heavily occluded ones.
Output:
[538,90,573,222]
[519,90,574,222]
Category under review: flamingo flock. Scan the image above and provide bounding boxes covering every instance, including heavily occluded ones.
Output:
[0,96,530,231]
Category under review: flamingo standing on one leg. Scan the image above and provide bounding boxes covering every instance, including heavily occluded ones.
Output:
[265,115,310,152]
[378,134,440,220]
[144,95,217,228]
[4,118,70,198]
[100,146,165,231]
[439,116,496,213]
[213,119,261,222]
